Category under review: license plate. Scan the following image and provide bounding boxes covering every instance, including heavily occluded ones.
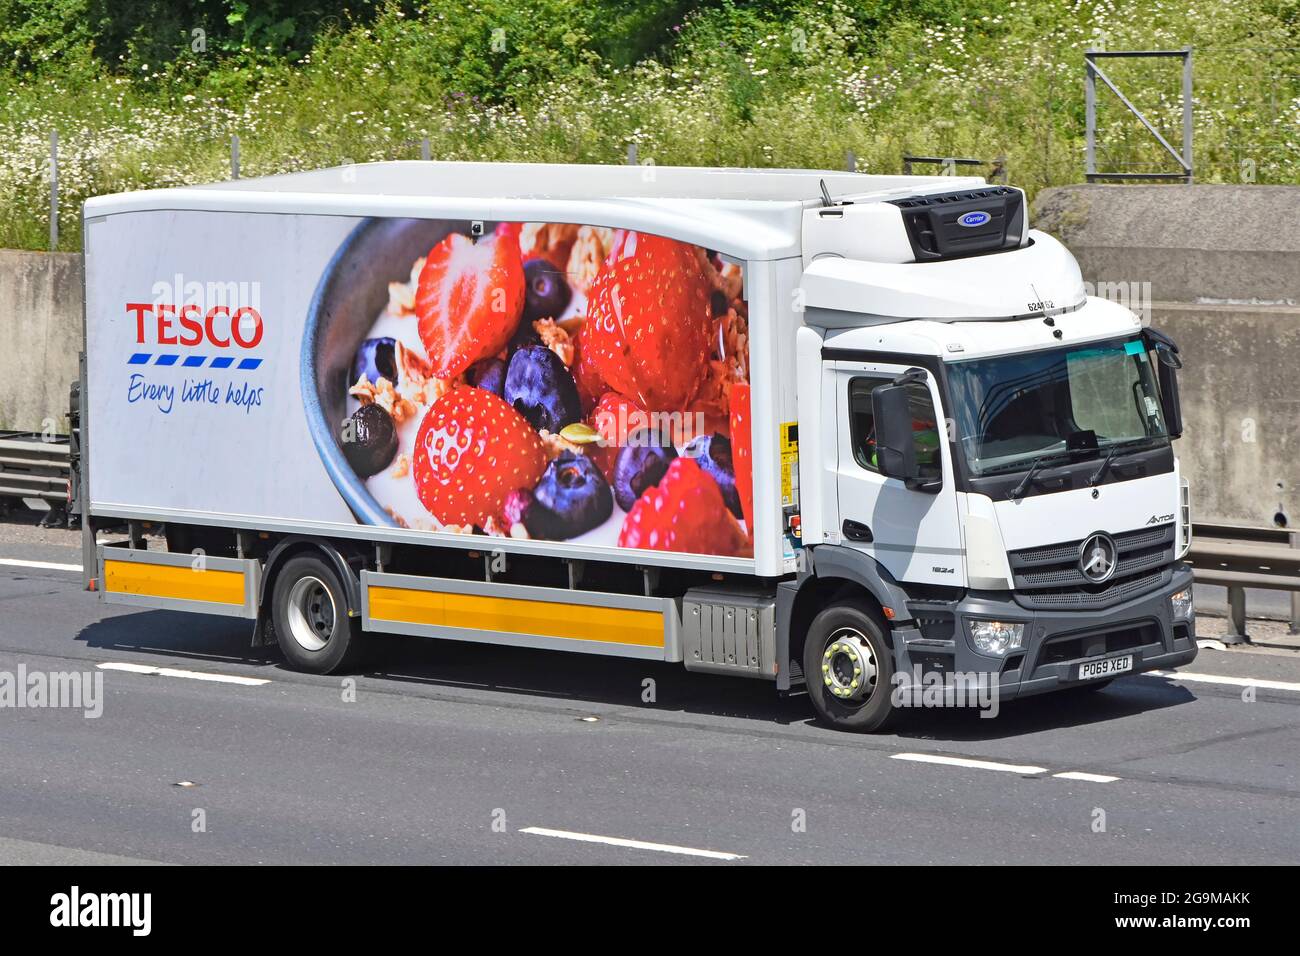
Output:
[1077,654,1133,681]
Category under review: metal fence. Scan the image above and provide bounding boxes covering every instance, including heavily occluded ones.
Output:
[1187,523,1300,639]
[0,432,70,506]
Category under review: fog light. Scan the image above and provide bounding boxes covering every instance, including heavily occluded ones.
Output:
[1170,587,1193,621]
[968,620,1025,657]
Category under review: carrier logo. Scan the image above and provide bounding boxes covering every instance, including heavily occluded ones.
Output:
[957,211,991,227]
[1078,532,1118,584]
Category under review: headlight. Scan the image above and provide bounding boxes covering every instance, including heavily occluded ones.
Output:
[1170,587,1193,621]
[968,620,1025,657]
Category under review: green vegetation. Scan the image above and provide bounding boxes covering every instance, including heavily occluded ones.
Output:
[1,0,1296,250]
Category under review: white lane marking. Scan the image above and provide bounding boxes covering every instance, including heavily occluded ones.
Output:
[1145,670,1300,693]
[891,752,1048,775]
[519,827,745,861]
[97,662,270,686]
[1053,771,1120,784]
[0,558,82,572]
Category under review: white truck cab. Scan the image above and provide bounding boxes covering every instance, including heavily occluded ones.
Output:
[785,182,1195,729]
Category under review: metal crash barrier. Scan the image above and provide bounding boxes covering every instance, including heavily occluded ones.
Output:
[1188,523,1300,639]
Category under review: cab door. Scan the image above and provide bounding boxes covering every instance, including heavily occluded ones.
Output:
[832,360,964,587]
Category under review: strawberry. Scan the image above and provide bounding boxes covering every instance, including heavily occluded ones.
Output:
[618,457,750,557]
[588,390,644,482]
[583,233,712,412]
[729,382,754,536]
[413,385,545,527]
[571,326,607,414]
[604,228,635,264]
[416,224,525,378]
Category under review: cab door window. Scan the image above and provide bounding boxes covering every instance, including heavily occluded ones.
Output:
[848,376,943,482]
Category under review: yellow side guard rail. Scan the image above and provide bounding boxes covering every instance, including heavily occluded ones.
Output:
[361,570,680,662]
[98,544,261,619]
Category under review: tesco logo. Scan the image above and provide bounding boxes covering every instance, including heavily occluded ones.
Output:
[126,302,264,349]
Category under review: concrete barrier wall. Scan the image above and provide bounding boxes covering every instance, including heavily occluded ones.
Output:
[1034,185,1300,304]
[0,250,84,433]
[1037,185,1300,530]
[1152,303,1298,528]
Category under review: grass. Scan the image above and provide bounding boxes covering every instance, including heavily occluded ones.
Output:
[1,0,1297,251]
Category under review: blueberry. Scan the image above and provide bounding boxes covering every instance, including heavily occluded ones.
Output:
[504,345,581,433]
[612,432,678,511]
[523,257,572,323]
[467,357,506,396]
[353,337,398,385]
[684,432,742,517]
[341,403,398,478]
[529,453,612,539]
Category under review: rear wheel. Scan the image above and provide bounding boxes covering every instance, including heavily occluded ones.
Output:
[803,602,897,732]
[271,554,364,674]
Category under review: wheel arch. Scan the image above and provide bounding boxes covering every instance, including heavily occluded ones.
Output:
[777,545,911,689]
[254,536,366,645]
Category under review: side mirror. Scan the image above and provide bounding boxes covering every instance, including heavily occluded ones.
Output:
[1156,357,1183,439]
[871,383,921,483]
[1143,328,1184,439]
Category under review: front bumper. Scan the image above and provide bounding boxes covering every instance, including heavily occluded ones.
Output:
[896,564,1197,700]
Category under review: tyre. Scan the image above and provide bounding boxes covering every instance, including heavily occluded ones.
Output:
[271,554,365,674]
[803,602,897,732]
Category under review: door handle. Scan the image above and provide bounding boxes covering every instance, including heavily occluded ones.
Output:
[842,519,873,542]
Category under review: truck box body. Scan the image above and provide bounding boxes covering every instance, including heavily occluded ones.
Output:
[84,163,947,578]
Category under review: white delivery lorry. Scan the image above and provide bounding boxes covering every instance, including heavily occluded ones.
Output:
[76,161,1195,731]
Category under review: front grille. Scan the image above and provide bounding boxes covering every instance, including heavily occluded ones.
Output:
[1009,524,1175,611]
[1038,623,1158,664]
[1016,568,1172,610]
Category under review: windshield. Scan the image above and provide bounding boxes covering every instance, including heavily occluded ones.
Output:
[948,336,1168,478]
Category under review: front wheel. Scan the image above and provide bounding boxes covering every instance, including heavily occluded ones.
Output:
[271,554,364,674]
[803,603,897,732]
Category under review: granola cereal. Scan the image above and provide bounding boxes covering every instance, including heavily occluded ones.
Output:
[533,318,575,367]
[520,222,580,267]
[537,428,584,460]
[387,279,415,316]
[693,247,744,303]
[721,305,750,383]
[349,375,418,424]
[566,225,611,293]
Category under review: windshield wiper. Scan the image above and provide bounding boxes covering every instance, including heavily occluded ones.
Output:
[1009,457,1047,500]
[1111,434,1166,453]
[1088,446,1117,486]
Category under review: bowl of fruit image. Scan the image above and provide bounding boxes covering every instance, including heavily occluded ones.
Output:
[302,216,755,558]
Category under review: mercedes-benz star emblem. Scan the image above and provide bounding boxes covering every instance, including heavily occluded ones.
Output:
[1078,532,1118,584]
